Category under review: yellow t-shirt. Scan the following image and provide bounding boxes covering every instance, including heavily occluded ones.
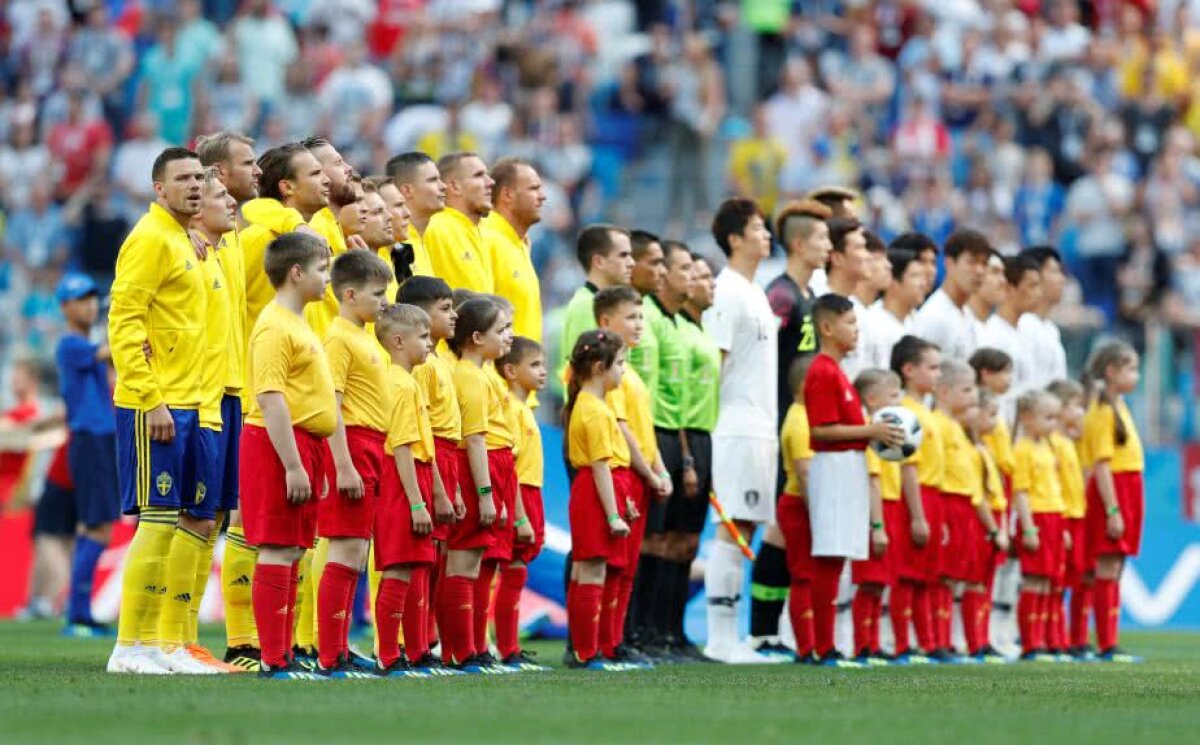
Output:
[482,211,541,342]
[511,395,543,487]
[414,352,461,442]
[1013,437,1064,515]
[453,358,510,450]
[568,390,620,469]
[902,396,944,490]
[324,316,390,432]
[981,419,1014,477]
[780,402,814,496]
[199,248,231,430]
[216,229,247,395]
[424,207,493,294]
[109,203,207,411]
[936,410,977,500]
[304,207,349,341]
[1051,432,1086,519]
[608,366,657,466]
[408,228,434,278]
[1081,399,1144,474]
[486,367,517,450]
[245,300,336,437]
[728,136,786,217]
[385,364,434,463]
[867,448,902,502]
[980,445,1007,512]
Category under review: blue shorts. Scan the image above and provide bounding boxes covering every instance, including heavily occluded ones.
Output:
[193,396,243,519]
[67,432,121,528]
[116,407,202,516]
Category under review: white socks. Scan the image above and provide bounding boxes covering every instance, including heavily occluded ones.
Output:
[705,540,747,651]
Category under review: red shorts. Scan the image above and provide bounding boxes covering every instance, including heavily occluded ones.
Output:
[891,486,941,583]
[852,499,899,586]
[484,448,518,563]
[1063,516,1090,587]
[448,447,501,551]
[1019,512,1066,581]
[622,474,650,569]
[941,495,981,582]
[318,426,383,539]
[240,424,326,549]
[432,437,458,542]
[512,484,545,565]
[776,494,813,581]
[374,458,436,569]
[569,466,627,569]
[1086,471,1144,559]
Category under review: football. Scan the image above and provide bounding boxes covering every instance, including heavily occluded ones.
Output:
[870,405,923,462]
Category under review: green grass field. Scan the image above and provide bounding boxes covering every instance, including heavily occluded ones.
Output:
[1,623,1198,745]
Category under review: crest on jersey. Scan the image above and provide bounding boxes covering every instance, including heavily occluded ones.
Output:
[196,481,207,504]
[156,471,173,497]
[744,490,760,508]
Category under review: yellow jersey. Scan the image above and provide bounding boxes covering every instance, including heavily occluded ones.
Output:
[1013,437,1064,514]
[482,211,541,341]
[453,358,510,450]
[109,203,207,411]
[606,367,656,465]
[486,367,517,450]
[902,396,944,490]
[568,390,621,469]
[780,403,814,496]
[304,207,349,340]
[936,410,978,500]
[216,229,247,395]
[199,247,231,429]
[980,445,1007,512]
[424,207,493,293]
[981,419,1014,477]
[511,395,543,487]
[867,448,902,502]
[245,300,337,437]
[408,228,434,278]
[1081,398,1144,474]
[324,316,390,432]
[414,352,461,442]
[385,364,434,464]
[1051,432,1086,519]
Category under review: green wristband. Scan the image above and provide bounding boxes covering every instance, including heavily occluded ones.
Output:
[1024,527,1039,537]
[477,486,493,497]
[410,502,426,513]
[871,521,884,531]
[607,513,622,525]
[1106,505,1120,516]
[513,517,529,528]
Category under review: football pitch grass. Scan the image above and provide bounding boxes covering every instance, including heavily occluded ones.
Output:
[1,623,1199,745]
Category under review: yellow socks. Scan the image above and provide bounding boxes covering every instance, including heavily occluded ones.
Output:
[158,526,208,650]
[116,510,175,647]
[222,526,259,649]
[186,527,219,644]
[294,549,315,651]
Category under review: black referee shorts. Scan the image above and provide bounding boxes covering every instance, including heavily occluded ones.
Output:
[664,430,711,535]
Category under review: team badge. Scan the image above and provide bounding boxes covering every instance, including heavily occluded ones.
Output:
[196,481,207,504]
[744,490,760,508]
[156,471,173,497]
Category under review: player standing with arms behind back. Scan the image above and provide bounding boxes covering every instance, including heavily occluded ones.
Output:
[702,198,779,664]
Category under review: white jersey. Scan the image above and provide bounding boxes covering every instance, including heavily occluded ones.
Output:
[861,300,914,372]
[840,295,873,381]
[978,313,1035,423]
[809,268,829,298]
[912,288,977,362]
[968,306,990,346]
[705,267,779,440]
[1018,312,1068,388]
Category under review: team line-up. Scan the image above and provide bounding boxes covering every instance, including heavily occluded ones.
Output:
[49,132,1143,679]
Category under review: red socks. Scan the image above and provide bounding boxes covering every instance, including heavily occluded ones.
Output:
[494,564,527,659]
[252,563,294,669]
[890,581,915,656]
[1070,584,1093,649]
[851,589,881,656]
[615,571,635,650]
[812,557,843,657]
[912,584,935,652]
[472,561,498,656]
[1047,588,1066,652]
[961,589,985,654]
[429,549,445,648]
[788,579,814,658]
[1093,578,1120,652]
[317,562,358,669]
[404,568,429,662]
[934,584,953,651]
[597,570,623,658]
[438,575,475,665]
[1018,589,1045,653]
[568,581,604,661]
[375,577,409,668]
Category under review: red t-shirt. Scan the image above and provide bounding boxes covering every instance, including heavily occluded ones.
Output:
[803,353,866,452]
[46,441,73,489]
[47,119,113,198]
[0,401,40,503]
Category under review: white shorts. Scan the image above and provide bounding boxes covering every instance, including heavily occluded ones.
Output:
[808,450,870,560]
[710,435,778,525]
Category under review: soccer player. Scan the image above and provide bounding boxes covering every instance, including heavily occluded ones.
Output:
[348,179,398,304]
[336,172,366,236]
[106,147,211,676]
[1047,379,1086,659]
[563,329,631,669]
[702,198,779,664]
[241,231,335,680]
[822,218,873,379]
[484,159,546,343]
[425,151,495,294]
[892,335,942,661]
[1017,246,1069,390]
[372,176,414,289]
[55,274,119,638]
[979,254,1043,417]
[298,138,361,340]
[853,230,891,310]
[805,296,904,667]
[766,199,832,427]
[966,251,1005,338]
[316,251,393,676]
[555,225,634,382]
[1012,389,1066,661]
[196,130,262,670]
[385,151,445,278]
[373,303,443,677]
[911,229,991,362]
[889,231,940,298]
[1080,342,1144,663]
[497,337,551,669]
[861,243,923,371]
[806,185,859,219]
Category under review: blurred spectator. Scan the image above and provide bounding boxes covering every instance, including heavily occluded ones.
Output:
[461,78,514,161]
[0,121,52,210]
[10,6,67,99]
[665,32,725,233]
[66,6,135,138]
[764,57,829,197]
[207,57,260,136]
[318,44,394,149]
[177,0,226,68]
[1065,145,1135,311]
[728,104,786,218]
[1013,148,1065,247]
[1116,216,1172,345]
[45,92,112,202]
[63,181,129,292]
[137,16,201,146]
[111,114,167,217]
[233,0,299,111]
[5,180,69,270]
[416,101,480,161]
[821,26,894,138]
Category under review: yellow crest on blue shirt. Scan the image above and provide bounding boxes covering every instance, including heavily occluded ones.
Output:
[195,481,207,504]
[156,471,173,497]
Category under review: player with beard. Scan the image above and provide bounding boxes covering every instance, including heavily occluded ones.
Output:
[196,131,264,670]
[425,152,495,294]
[355,180,396,255]
[106,148,210,675]
[385,152,444,278]
[336,171,367,240]
[483,159,546,344]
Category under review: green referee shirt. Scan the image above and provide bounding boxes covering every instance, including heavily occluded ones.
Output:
[680,311,721,432]
[557,283,598,383]
[626,294,660,416]
[645,294,687,430]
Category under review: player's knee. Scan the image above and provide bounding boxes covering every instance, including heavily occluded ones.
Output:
[178,513,215,537]
[382,565,412,581]
[81,522,113,544]
[574,558,606,585]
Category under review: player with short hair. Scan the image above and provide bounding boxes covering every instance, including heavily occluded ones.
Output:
[1018,246,1069,390]
[888,231,939,297]
[806,185,858,219]
[556,225,634,382]
[370,176,414,291]
[702,198,780,664]
[241,231,336,680]
[106,147,211,676]
[336,171,366,238]
[425,151,495,294]
[911,229,991,362]
[484,158,546,342]
[624,231,665,404]
[860,242,923,371]
[823,218,873,379]
[967,251,1005,338]
[386,152,445,278]
[979,254,1043,420]
[854,230,891,309]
